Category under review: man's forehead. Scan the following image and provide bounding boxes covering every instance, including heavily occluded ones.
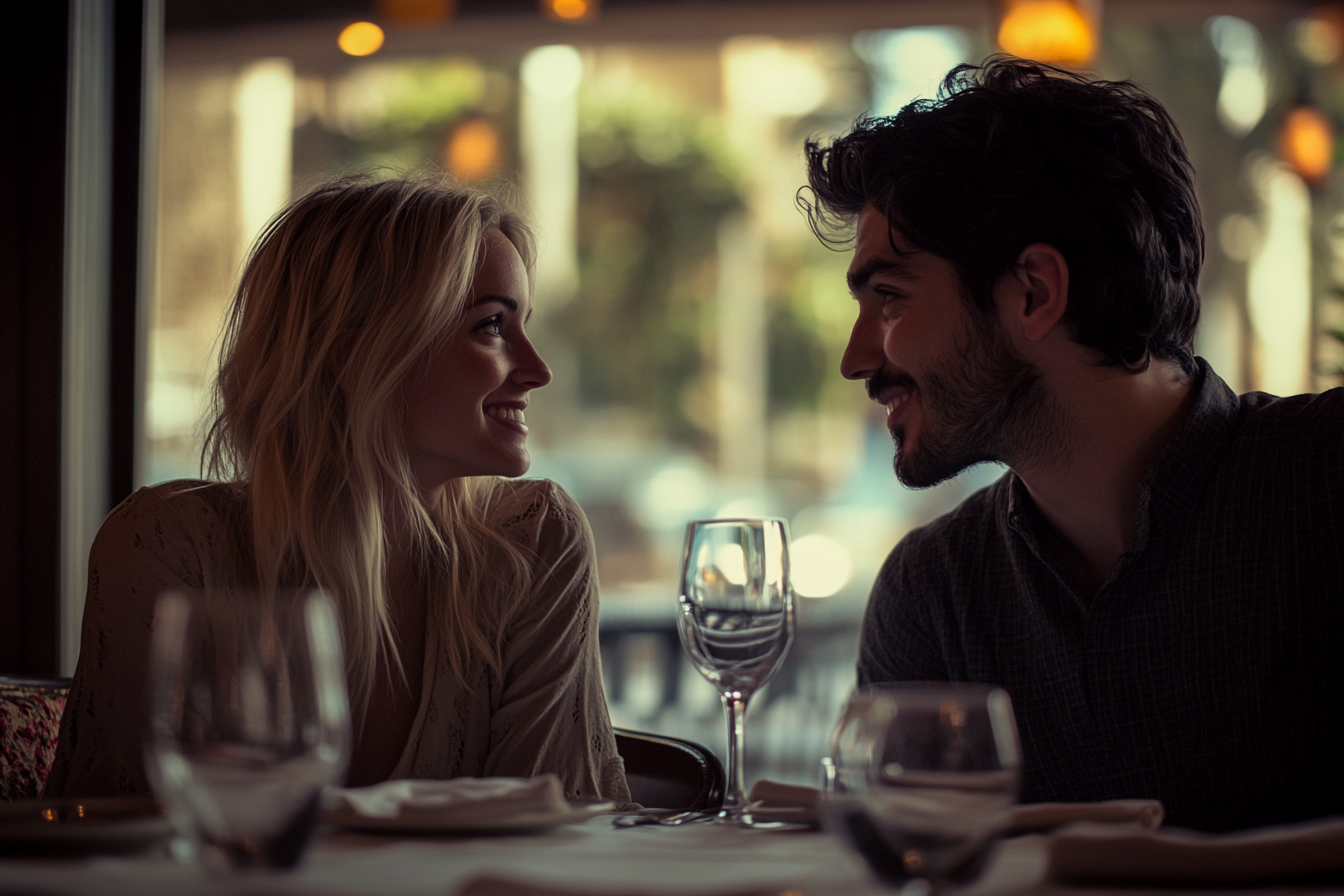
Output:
[848,204,919,274]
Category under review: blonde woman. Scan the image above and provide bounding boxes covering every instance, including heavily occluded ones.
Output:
[46,174,631,803]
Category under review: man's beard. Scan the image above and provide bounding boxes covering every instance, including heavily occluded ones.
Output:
[868,311,1074,489]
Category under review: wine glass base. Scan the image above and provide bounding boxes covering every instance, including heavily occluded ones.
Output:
[713,810,811,831]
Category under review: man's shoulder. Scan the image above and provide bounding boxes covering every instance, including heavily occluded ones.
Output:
[1237,384,1344,431]
[1227,385,1344,475]
[874,471,1014,596]
[887,472,1012,564]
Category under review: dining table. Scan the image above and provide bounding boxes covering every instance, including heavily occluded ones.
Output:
[1,810,1342,896]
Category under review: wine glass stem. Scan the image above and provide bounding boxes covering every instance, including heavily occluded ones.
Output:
[720,693,749,821]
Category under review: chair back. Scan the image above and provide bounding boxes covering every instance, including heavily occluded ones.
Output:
[0,675,71,801]
[614,728,724,811]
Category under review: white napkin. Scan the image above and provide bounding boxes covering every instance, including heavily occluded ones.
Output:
[326,775,570,827]
[1047,816,1344,886]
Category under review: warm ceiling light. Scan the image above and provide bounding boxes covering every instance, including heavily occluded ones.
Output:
[377,0,455,26]
[542,0,599,23]
[1280,105,1334,185]
[338,22,385,56]
[998,0,1098,67]
[445,118,501,181]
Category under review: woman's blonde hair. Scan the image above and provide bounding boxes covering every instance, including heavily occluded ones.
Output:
[205,172,537,716]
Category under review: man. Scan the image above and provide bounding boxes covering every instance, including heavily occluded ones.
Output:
[803,57,1343,832]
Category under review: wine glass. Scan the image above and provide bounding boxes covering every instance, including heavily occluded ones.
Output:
[677,518,795,826]
[823,684,1020,894]
[145,589,351,871]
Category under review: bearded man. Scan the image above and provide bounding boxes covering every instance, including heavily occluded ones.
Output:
[803,57,1343,832]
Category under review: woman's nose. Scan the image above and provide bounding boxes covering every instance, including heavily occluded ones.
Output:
[515,336,552,389]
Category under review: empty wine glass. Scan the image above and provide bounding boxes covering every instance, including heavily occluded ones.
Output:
[823,684,1020,894]
[677,518,795,826]
[145,589,351,871]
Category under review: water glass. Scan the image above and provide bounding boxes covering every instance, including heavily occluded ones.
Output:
[677,518,795,825]
[823,684,1020,893]
[145,589,351,871]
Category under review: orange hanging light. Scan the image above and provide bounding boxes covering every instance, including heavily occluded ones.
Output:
[541,0,599,24]
[1280,105,1334,185]
[998,0,1099,67]
[377,0,455,26]
[338,21,385,57]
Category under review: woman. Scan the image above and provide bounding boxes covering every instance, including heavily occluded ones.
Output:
[46,174,631,804]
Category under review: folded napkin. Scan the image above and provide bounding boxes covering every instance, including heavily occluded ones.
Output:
[745,780,821,825]
[327,775,570,827]
[746,780,1163,835]
[457,877,790,896]
[1047,816,1344,886]
[1006,799,1163,835]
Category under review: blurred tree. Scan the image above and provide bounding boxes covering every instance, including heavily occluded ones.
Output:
[555,82,744,448]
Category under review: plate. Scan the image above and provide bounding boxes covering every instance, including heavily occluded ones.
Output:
[0,796,173,857]
[328,801,616,835]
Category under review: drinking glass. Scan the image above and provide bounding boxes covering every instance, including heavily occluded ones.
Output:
[823,684,1020,894]
[677,518,795,826]
[145,589,351,871]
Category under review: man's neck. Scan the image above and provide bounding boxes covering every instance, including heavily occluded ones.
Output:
[1012,358,1197,599]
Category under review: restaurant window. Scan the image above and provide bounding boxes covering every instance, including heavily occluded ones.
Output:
[141,2,1344,784]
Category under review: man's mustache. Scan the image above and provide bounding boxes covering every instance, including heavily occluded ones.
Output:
[867,369,918,402]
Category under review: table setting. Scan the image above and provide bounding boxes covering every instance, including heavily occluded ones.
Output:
[2,517,1342,895]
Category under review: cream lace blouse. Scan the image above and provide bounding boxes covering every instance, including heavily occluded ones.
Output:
[45,478,631,805]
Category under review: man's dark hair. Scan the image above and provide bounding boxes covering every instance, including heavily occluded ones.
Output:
[801,56,1203,374]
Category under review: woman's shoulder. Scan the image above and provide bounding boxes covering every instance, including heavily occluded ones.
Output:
[98,479,244,554]
[107,479,243,526]
[487,478,591,554]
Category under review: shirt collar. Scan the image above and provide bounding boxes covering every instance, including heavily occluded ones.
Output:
[1005,358,1241,553]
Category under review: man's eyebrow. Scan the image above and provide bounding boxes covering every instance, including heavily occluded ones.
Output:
[846,259,914,295]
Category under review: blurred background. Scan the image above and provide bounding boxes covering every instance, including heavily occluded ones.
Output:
[9,0,1344,787]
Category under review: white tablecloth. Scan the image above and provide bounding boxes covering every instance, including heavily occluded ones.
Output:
[0,816,1339,896]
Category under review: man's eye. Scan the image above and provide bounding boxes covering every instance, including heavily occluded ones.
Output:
[475,313,505,336]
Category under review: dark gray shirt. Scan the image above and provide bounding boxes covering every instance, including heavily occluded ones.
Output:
[857,361,1344,832]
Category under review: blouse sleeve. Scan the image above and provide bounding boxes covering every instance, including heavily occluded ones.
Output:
[44,485,213,798]
[482,482,632,806]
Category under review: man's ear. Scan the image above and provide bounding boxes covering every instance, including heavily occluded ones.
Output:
[999,243,1069,342]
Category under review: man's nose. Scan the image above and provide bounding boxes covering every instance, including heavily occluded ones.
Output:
[840,313,883,381]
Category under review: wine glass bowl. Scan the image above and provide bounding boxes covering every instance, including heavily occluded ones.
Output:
[146,589,351,871]
[823,684,1020,893]
[677,518,795,826]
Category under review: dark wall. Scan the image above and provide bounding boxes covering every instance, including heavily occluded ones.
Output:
[0,1,70,675]
[1,0,147,675]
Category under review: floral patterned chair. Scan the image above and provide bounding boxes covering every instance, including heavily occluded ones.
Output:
[0,675,70,801]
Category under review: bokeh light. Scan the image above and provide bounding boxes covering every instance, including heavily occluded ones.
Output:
[998,0,1096,66]
[1208,16,1267,137]
[543,0,596,23]
[1280,106,1334,185]
[338,22,385,57]
[445,118,501,181]
[790,533,853,599]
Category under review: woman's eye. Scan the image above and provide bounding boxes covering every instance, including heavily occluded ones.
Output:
[475,313,505,336]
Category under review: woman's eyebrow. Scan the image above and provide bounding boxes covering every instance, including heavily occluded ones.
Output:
[470,295,518,312]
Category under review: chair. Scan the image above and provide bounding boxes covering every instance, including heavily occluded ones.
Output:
[614,727,724,811]
[0,675,71,802]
